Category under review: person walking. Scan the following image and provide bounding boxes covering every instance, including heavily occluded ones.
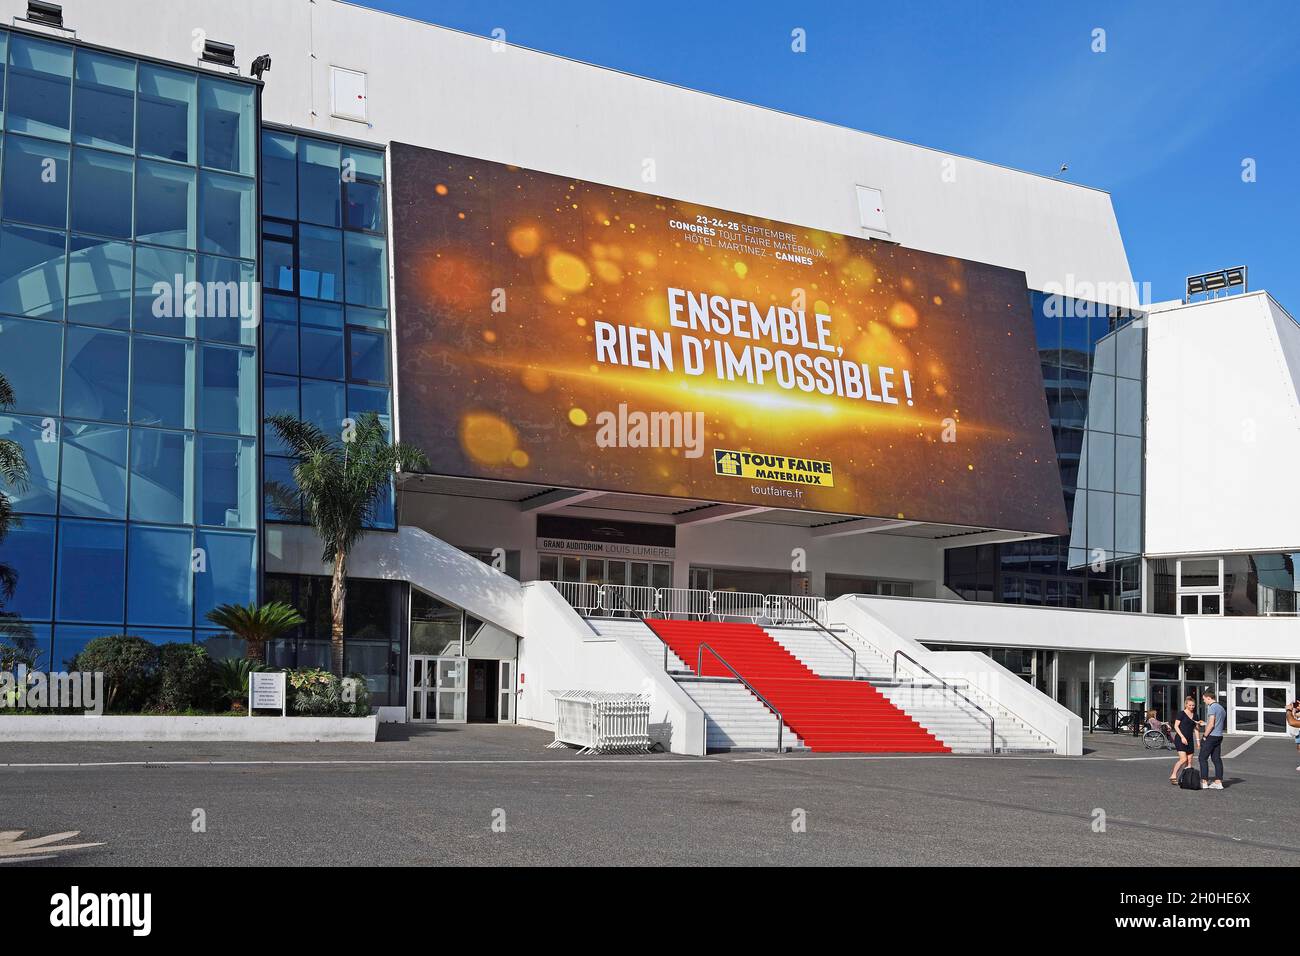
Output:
[1286,699,1300,772]
[1198,688,1226,790]
[1169,695,1198,785]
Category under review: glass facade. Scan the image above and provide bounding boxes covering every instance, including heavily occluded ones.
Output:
[259,129,393,529]
[946,292,1146,611]
[0,30,259,666]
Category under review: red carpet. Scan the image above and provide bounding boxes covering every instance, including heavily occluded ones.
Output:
[649,619,948,753]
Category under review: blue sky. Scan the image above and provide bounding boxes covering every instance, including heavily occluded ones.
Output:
[357,0,1300,308]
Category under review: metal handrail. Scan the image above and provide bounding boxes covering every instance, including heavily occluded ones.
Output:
[605,587,673,672]
[779,596,858,680]
[697,642,785,753]
[893,649,997,754]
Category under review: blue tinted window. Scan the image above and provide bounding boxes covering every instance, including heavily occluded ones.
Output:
[0,32,7,126]
[3,134,69,228]
[137,65,195,163]
[198,435,255,528]
[343,146,384,183]
[194,529,256,619]
[262,374,298,456]
[264,319,299,375]
[347,328,388,384]
[343,180,384,231]
[198,345,255,435]
[0,222,66,318]
[301,379,345,435]
[344,232,387,308]
[71,148,133,237]
[135,159,195,249]
[0,316,62,414]
[347,305,388,330]
[198,170,254,258]
[0,414,58,513]
[127,525,193,627]
[73,50,135,152]
[1061,310,1090,371]
[263,234,294,293]
[298,138,341,226]
[56,518,125,624]
[133,244,195,336]
[66,236,131,327]
[300,299,342,328]
[261,131,296,219]
[54,624,118,670]
[6,35,72,141]
[0,514,55,620]
[197,255,255,344]
[131,335,194,428]
[59,421,127,519]
[301,326,344,380]
[298,224,342,300]
[198,77,254,174]
[263,455,301,522]
[62,326,129,422]
[128,427,192,524]
[348,385,391,440]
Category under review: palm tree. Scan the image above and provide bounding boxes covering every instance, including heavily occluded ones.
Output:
[266,412,427,676]
[205,601,306,663]
[0,371,30,613]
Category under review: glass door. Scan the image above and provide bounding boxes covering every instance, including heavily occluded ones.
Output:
[408,654,467,723]
[1230,683,1292,734]
[498,660,515,724]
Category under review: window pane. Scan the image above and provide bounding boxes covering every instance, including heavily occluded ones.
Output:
[198,434,256,528]
[128,427,192,524]
[300,299,342,328]
[56,518,126,624]
[1086,372,1115,433]
[73,50,135,151]
[131,334,194,428]
[344,232,388,308]
[6,35,73,141]
[54,624,124,671]
[1116,378,1142,437]
[0,315,62,414]
[198,76,254,174]
[348,385,390,438]
[197,254,255,344]
[63,326,128,422]
[343,179,384,231]
[262,374,298,456]
[0,222,66,318]
[0,414,59,513]
[298,138,341,226]
[265,319,299,375]
[343,146,384,183]
[301,325,344,380]
[198,170,255,258]
[0,32,8,127]
[59,421,127,519]
[299,223,342,300]
[1,514,56,620]
[70,148,133,237]
[263,454,301,522]
[263,235,294,293]
[346,305,387,330]
[261,130,296,219]
[198,344,255,435]
[66,236,131,327]
[127,525,193,627]
[133,244,195,336]
[3,134,69,228]
[1086,431,1114,492]
[348,328,388,384]
[194,529,256,620]
[137,64,195,163]
[136,159,196,249]
[301,378,345,435]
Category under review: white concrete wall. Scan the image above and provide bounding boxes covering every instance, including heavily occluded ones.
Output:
[44,0,1130,298]
[1145,292,1300,555]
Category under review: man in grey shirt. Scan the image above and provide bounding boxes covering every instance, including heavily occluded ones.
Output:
[1199,689,1227,790]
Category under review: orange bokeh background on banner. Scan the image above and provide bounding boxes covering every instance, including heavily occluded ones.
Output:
[392,144,1066,534]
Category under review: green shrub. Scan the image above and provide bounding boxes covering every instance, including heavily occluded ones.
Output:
[210,657,265,710]
[72,635,159,712]
[155,643,216,712]
[287,668,371,716]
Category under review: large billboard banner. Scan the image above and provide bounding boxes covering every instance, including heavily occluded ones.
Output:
[391,144,1067,534]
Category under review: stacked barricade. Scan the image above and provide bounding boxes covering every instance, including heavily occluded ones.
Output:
[549,690,652,754]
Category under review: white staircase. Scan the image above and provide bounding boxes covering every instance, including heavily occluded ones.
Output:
[762,624,893,680]
[877,683,1054,753]
[677,678,804,751]
[585,616,690,672]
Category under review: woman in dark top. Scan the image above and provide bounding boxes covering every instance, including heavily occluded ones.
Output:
[1169,695,1198,785]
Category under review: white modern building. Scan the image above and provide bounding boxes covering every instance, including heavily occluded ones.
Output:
[0,0,1296,756]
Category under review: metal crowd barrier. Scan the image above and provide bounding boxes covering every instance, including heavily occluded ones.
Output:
[543,581,827,625]
[549,690,652,754]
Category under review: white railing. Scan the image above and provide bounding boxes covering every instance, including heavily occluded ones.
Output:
[549,690,651,754]
[541,582,827,625]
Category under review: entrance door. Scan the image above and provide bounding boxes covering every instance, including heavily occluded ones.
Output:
[408,655,467,723]
[466,659,499,722]
[1230,683,1293,734]
[498,660,516,724]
